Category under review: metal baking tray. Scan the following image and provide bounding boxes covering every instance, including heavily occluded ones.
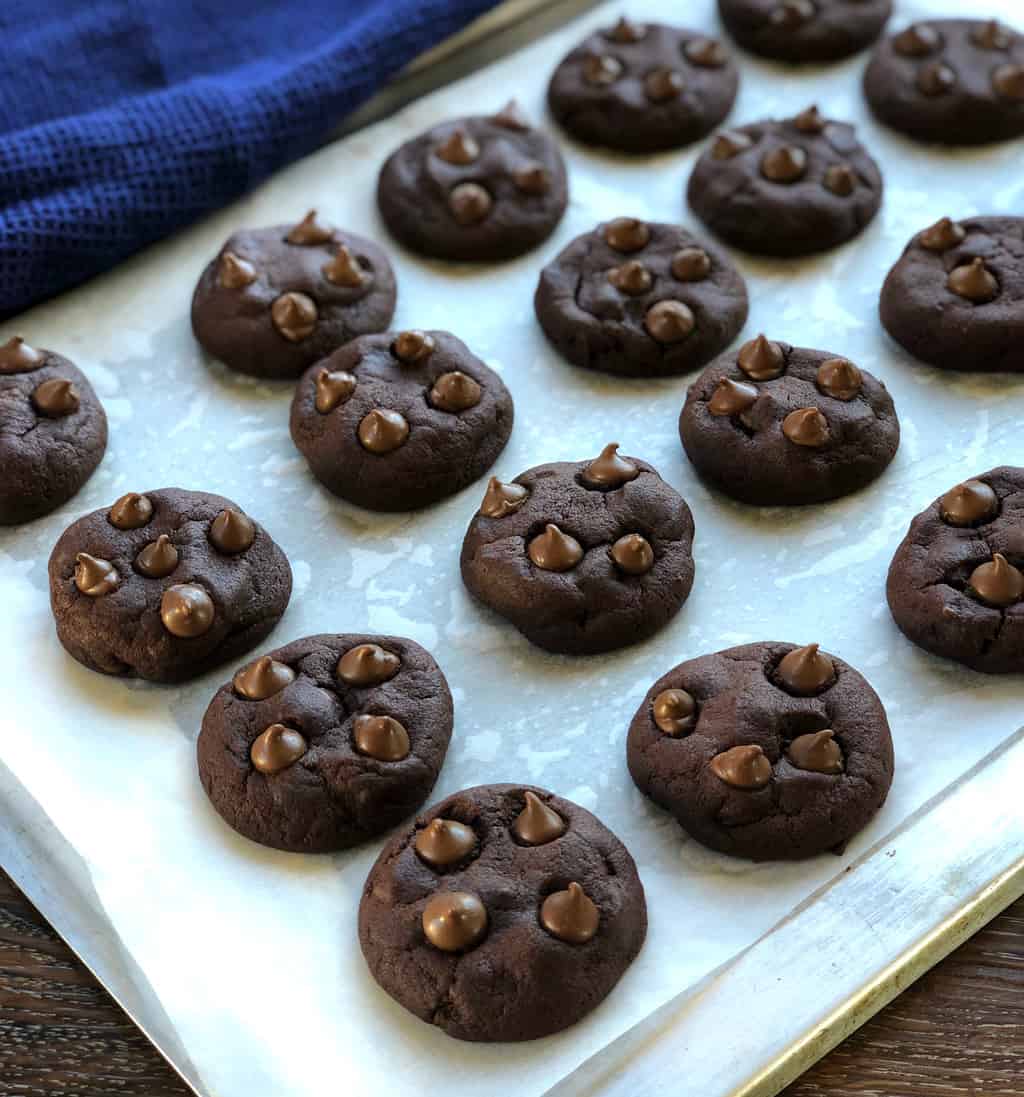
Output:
[1,1,1022,1094]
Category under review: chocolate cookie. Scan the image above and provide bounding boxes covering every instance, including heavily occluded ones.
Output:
[48,488,292,683]
[627,642,894,861]
[879,216,1024,373]
[687,108,883,257]
[679,337,899,505]
[289,330,513,511]
[0,338,107,525]
[864,19,1024,145]
[718,0,892,64]
[534,220,749,377]
[190,210,397,379]
[460,446,695,654]
[358,783,646,1041]
[546,18,739,153]
[886,467,1024,674]
[197,633,453,851]
[376,103,568,262]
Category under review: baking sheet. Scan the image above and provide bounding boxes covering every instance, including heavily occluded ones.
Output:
[1,0,1023,1094]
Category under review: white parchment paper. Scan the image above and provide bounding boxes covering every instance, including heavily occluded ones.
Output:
[1,1,1022,1094]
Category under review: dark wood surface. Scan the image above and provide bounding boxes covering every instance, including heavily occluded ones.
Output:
[1,867,1021,1096]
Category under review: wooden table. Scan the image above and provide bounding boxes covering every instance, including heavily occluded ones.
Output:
[1,868,1021,1096]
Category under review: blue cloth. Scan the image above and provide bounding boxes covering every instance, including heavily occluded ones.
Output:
[0,0,501,318]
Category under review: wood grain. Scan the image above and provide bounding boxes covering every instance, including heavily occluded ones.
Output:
[0,867,1021,1096]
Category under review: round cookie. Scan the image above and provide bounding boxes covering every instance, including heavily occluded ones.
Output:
[48,488,292,683]
[627,641,894,861]
[0,338,107,525]
[358,783,646,1042]
[376,103,567,262]
[460,445,695,654]
[546,18,739,153]
[198,634,453,851]
[718,0,892,64]
[863,19,1024,145]
[687,107,883,257]
[679,336,899,505]
[289,330,513,511]
[886,467,1024,674]
[879,216,1024,373]
[191,210,397,379]
[534,219,749,377]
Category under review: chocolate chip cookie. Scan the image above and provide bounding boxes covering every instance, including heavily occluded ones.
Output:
[0,338,108,525]
[627,642,894,861]
[687,107,883,256]
[191,210,397,379]
[49,488,292,683]
[289,330,513,511]
[534,219,749,377]
[864,19,1024,145]
[886,467,1024,674]
[198,634,453,851]
[460,446,695,654]
[547,18,738,153]
[376,103,568,262]
[879,216,1024,373]
[358,783,646,1041]
[718,0,892,64]
[679,336,899,505]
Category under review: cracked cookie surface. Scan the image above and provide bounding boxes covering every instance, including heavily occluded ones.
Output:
[864,19,1024,145]
[376,106,567,261]
[190,211,397,379]
[547,18,739,152]
[459,446,696,654]
[534,219,748,377]
[289,330,513,511]
[48,488,292,683]
[198,633,453,851]
[627,641,894,861]
[886,466,1024,673]
[358,783,646,1041]
[679,337,899,505]
[718,0,892,64]
[687,109,883,256]
[0,339,107,525]
[880,216,1024,373]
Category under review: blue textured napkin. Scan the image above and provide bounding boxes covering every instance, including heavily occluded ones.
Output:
[0,0,502,318]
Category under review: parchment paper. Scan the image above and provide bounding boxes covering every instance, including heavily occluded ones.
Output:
[1,1,1022,1094]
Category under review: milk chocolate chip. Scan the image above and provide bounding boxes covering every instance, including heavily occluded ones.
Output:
[993,64,1024,101]
[358,409,409,454]
[583,53,623,86]
[513,791,566,846]
[353,714,410,761]
[393,330,436,363]
[645,300,695,344]
[422,892,488,952]
[939,480,998,527]
[792,105,825,134]
[414,819,477,868]
[480,477,528,518]
[513,165,551,195]
[737,335,785,380]
[972,20,1013,50]
[652,688,696,735]
[234,656,296,700]
[218,252,257,289]
[210,509,255,555]
[685,37,728,68]
[286,210,334,245]
[710,744,772,789]
[968,553,1024,607]
[709,377,758,416]
[492,99,531,131]
[609,533,654,576]
[761,145,808,184]
[108,492,153,530]
[608,260,653,296]
[671,247,711,282]
[816,358,862,400]
[892,24,941,57]
[604,218,650,253]
[74,553,118,597]
[429,371,482,413]
[0,336,44,373]
[581,443,638,488]
[160,584,215,638]
[337,643,400,687]
[711,131,753,159]
[788,729,843,774]
[919,217,965,252]
[608,16,644,43]
[783,407,829,448]
[540,882,599,944]
[32,379,79,418]
[322,245,367,288]
[314,368,357,413]
[777,643,835,694]
[528,524,583,572]
[251,724,308,775]
[947,258,999,303]
[271,292,318,342]
[449,183,492,226]
[771,0,815,29]
[917,61,957,97]
[435,129,479,165]
[824,164,857,197]
[645,68,684,103]
[135,535,179,579]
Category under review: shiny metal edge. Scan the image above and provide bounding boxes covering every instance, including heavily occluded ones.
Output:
[549,728,1024,1097]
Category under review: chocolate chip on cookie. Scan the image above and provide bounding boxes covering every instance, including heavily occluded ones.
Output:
[376,105,568,261]
[687,110,883,256]
[198,633,453,851]
[460,445,695,654]
[48,488,292,682]
[290,330,513,511]
[887,466,1024,673]
[718,0,892,63]
[864,19,1024,145]
[627,642,894,860]
[679,337,899,505]
[547,20,739,152]
[0,339,108,525]
[534,220,749,377]
[190,210,397,379]
[880,216,1024,373]
[358,783,646,1041]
